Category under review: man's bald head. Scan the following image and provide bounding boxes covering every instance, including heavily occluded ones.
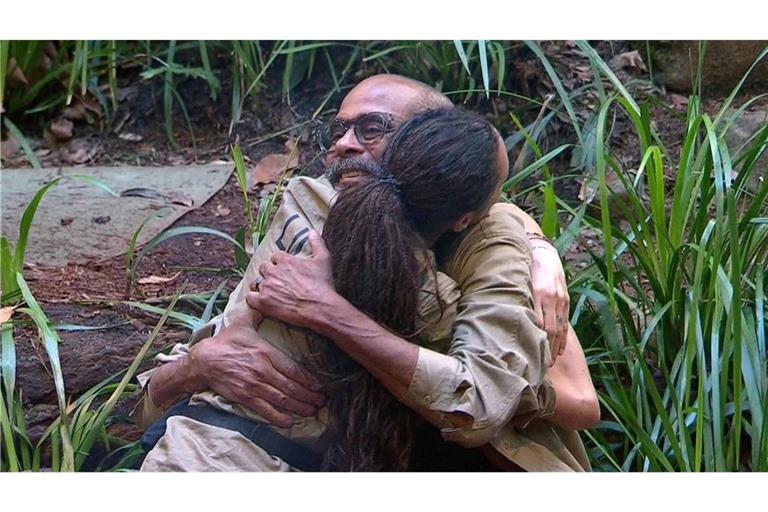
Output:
[353,74,453,116]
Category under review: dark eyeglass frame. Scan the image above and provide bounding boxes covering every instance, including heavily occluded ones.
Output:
[314,112,400,152]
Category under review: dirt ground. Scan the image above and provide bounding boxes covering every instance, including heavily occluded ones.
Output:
[6,43,763,444]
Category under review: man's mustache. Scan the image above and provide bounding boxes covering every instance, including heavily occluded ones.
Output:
[325,156,385,186]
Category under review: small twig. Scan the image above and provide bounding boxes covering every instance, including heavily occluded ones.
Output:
[511,93,555,174]
[245,119,315,148]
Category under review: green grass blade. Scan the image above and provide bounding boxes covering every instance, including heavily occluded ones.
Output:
[0,40,10,112]
[3,117,41,169]
[478,40,490,98]
[1,237,19,305]
[493,41,506,94]
[132,226,245,281]
[452,40,471,74]
[163,41,178,149]
[575,40,640,116]
[0,380,20,471]
[503,144,571,192]
[524,41,583,146]
[16,275,74,471]
[74,292,182,469]
[1,321,15,406]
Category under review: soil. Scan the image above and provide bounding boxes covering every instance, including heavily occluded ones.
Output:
[4,42,762,449]
[9,66,334,443]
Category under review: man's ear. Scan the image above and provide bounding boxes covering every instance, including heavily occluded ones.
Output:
[451,212,475,233]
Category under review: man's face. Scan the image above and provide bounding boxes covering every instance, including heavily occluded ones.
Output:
[324,79,419,167]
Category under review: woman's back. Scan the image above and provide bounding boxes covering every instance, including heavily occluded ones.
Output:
[140,176,462,471]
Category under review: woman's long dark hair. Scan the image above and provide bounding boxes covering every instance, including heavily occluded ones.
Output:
[312,107,501,471]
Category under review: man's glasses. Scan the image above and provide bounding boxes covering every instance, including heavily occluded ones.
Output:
[314,112,400,152]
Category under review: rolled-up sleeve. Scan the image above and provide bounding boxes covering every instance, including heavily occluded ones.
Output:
[401,204,556,447]
[131,316,223,428]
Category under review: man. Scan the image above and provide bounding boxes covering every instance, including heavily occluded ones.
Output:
[135,74,599,471]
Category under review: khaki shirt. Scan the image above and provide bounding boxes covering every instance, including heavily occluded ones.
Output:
[137,176,589,472]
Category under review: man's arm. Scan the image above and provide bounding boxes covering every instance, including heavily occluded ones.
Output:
[134,177,335,429]
[250,219,556,447]
[141,323,325,429]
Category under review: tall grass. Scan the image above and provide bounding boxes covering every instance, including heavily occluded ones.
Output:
[2,40,512,152]
[563,46,768,471]
[4,39,767,472]
[0,174,186,471]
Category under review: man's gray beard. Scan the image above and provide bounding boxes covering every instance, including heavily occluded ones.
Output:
[324,156,385,186]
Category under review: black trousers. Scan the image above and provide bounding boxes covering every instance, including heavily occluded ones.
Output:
[409,423,500,472]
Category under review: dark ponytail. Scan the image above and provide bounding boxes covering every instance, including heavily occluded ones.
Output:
[311,107,501,471]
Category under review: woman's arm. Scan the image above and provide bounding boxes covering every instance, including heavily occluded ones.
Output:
[545,326,601,430]
[495,203,570,359]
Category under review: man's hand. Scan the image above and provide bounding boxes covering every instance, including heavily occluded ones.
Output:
[246,230,338,331]
[187,323,326,428]
[529,240,569,362]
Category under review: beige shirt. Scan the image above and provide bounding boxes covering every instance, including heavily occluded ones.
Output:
[137,176,589,472]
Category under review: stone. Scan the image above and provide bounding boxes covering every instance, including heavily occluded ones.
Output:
[724,108,767,193]
[644,41,768,96]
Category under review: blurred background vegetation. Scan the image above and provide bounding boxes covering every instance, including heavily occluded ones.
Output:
[1,40,767,472]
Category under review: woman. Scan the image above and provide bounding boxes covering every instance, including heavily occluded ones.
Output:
[140,108,553,471]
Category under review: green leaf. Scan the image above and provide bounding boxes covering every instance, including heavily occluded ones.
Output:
[452,40,471,74]
[478,40,490,98]
[1,321,16,410]
[15,274,74,471]
[132,226,245,281]
[3,117,41,169]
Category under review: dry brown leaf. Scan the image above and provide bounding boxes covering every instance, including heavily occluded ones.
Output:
[216,204,231,217]
[80,95,103,116]
[610,50,648,72]
[0,306,16,323]
[1,134,21,160]
[284,137,298,154]
[137,271,182,285]
[578,176,598,204]
[62,103,88,121]
[669,94,689,110]
[168,191,194,207]
[49,118,74,142]
[120,187,162,200]
[250,152,299,187]
[7,57,28,87]
[118,132,143,142]
[573,65,593,82]
[58,138,100,164]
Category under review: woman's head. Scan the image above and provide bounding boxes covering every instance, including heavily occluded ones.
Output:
[383,107,506,239]
[315,107,507,471]
[329,107,506,243]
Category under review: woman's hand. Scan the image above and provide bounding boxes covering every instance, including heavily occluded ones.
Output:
[529,239,569,362]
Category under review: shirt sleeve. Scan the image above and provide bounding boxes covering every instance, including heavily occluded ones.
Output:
[132,313,226,428]
[131,177,336,429]
[401,204,556,448]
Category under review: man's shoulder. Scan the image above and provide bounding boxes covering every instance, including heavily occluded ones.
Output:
[275,175,336,230]
[284,175,335,207]
[442,202,531,280]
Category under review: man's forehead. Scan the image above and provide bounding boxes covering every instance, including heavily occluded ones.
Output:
[336,80,419,120]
